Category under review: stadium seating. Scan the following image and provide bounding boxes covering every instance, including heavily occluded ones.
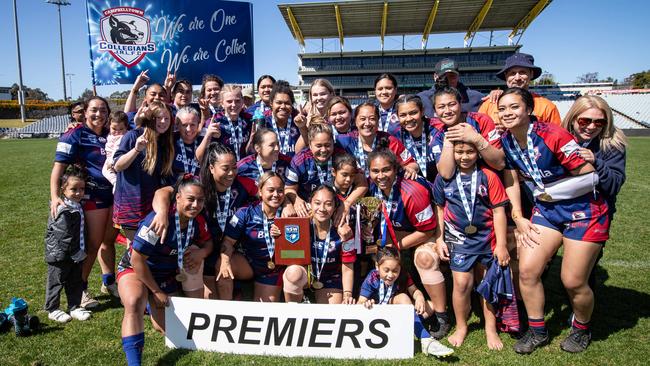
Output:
[1,115,70,138]
[554,99,647,129]
[599,94,650,126]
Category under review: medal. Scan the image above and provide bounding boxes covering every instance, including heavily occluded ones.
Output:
[464,225,478,234]
[267,261,276,270]
[538,192,553,202]
[365,243,378,255]
[312,280,324,290]
[262,207,279,269]
[378,281,394,305]
[311,222,331,290]
[375,184,396,248]
[175,270,187,282]
[456,167,478,236]
[178,139,197,175]
[174,210,195,281]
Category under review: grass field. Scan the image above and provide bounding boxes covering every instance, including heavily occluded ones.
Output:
[0,138,648,365]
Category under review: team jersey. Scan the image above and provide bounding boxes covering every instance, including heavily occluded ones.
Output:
[205,176,258,241]
[206,111,253,161]
[359,269,414,303]
[285,148,345,200]
[376,102,401,136]
[172,132,202,180]
[309,224,356,284]
[246,100,271,115]
[368,176,437,235]
[223,203,281,272]
[391,123,442,182]
[55,125,111,190]
[433,166,509,254]
[113,128,175,227]
[263,109,302,157]
[117,209,211,284]
[431,112,502,163]
[479,92,562,126]
[237,153,291,183]
[335,130,415,176]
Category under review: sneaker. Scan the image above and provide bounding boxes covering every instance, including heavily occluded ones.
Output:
[560,328,591,353]
[70,308,92,321]
[421,337,454,358]
[80,291,99,309]
[429,318,451,340]
[101,283,120,298]
[513,328,549,354]
[48,310,72,323]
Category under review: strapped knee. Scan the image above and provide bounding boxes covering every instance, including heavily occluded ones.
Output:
[282,265,307,295]
[414,246,444,285]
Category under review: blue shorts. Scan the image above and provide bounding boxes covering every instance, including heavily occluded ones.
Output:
[117,268,179,294]
[251,262,285,287]
[532,194,609,243]
[203,248,219,277]
[450,252,492,272]
[82,186,113,211]
[314,273,343,290]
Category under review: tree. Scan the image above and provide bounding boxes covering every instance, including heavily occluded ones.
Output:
[9,83,51,101]
[109,90,130,99]
[577,72,599,83]
[536,72,556,86]
[628,70,650,89]
[79,88,95,100]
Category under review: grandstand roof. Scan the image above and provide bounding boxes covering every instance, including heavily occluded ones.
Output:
[278,0,552,46]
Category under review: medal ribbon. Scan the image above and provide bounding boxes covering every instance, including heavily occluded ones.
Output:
[256,155,277,181]
[504,123,545,190]
[404,130,427,175]
[379,106,394,132]
[357,135,376,176]
[271,116,291,154]
[215,188,232,232]
[178,139,198,175]
[456,167,478,228]
[262,209,278,263]
[315,158,333,185]
[174,210,195,272]
[226,116,243,161]
[64,198,85,253]
[378,281,394,305]
[375,184,400,249]
[311,222,332,283]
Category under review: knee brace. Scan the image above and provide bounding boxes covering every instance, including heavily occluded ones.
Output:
[282,265,308,295]
[414,245,445,285]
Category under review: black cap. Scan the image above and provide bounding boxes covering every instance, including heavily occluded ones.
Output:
[434,58,459,75]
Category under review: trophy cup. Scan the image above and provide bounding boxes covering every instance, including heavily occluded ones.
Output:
[357,196,382,255]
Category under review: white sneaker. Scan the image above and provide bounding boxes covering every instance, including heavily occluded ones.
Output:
[48,310,72,323]
[421,337,454,357]
[101,283,120,298]
[80,290,99,309]
[70,308,92,321]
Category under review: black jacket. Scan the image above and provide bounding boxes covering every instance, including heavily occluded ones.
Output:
[586,138,627,221]
[44,205,86,263]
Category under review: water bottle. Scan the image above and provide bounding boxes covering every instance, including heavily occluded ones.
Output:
[253,108,266,129]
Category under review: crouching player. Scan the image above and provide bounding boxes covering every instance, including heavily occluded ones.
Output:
[434,141,510,350]
[117,175,212,366]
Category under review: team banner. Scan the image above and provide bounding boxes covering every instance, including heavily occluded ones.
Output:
[84,0,254,86]
[165,297,414,359]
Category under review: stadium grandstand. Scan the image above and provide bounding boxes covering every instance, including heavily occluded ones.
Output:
[1,115,70,139]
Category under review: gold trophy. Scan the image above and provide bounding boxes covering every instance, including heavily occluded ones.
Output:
[357,196,382,255]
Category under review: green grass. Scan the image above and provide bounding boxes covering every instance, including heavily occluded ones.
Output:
[0,119,36,128]
[1,138,649,365]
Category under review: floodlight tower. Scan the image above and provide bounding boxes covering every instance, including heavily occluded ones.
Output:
[46,0,71,101]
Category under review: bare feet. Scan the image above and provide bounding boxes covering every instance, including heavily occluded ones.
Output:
[486,329,503,350]
[447,327,468,347]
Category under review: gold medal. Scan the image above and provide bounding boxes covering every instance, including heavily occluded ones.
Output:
[464,225,478,234]
[267,261,276,270]
[175,271,187,282]
[312,280,324,290]
[365,244,378,255]
[538,192,553,202]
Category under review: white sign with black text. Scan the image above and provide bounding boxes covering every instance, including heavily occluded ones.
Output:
[165,297,414,359]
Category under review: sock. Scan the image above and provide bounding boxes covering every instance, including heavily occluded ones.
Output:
[414,310,431,339]
[122,332,145,366]
[435,311,449,324]
[571,315,590,331]
[528,317,547,335]
[102,273,116,286]
[82,281,88,292]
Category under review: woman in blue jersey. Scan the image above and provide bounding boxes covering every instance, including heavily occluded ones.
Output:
[171,107,202,180]
[118,175,211,366]
[246,74,276,115]
[237,128,291,182]
[374,73,401,135]
[262,81,307,157]
[50,96,115,308]
[326,96,355,138]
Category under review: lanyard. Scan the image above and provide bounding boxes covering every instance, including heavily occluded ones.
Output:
[315,158,333,185]
[64,198,85,253]
[261,208,278,262]
[271,116,292,154]
[357,135,376,176]
[404,129,427,175]
[214,188,232,232]
[379,106,394,132]
[375,185,395,248]
[178,139,197,175]
[312,222,332,282]
[256,155,276,180]
[456,168,478,226]
[226,116,243,161]
[174,210,195,271]
[378,280,394,305]
[504,123,544,189]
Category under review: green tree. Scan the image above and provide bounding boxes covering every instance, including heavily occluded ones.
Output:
[629,70,650,89]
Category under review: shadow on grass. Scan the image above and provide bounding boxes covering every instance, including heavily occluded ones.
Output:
[156,348,191,366]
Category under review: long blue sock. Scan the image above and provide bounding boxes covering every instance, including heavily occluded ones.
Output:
[102,273,116,286]
[414,310,431,339]
[122,332,145,366]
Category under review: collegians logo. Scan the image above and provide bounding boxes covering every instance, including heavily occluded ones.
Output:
[285,225,300,244]
[97,7,156,67]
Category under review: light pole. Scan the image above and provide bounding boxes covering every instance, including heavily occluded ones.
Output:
[66,73,75,100]
[12,0,26,123]
[46,0,71,101]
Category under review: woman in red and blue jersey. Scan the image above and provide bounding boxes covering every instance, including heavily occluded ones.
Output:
[237,128,291,182]
[246,75,275,115]
[261,81,307,158]
[373,73,401,136]
[498,87,609,354]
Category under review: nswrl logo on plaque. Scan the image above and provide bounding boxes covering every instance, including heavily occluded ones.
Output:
[85,0,254,85]
[165,298,414,359]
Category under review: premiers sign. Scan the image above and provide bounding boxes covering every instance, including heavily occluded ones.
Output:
[85,0,254,85]
[165,297,414,359]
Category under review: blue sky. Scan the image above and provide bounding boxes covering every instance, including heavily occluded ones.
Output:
[0,0,648,100]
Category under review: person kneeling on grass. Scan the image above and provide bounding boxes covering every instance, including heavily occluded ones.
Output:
[117,174,212,366]
[433,141,510,350]
[357,246,454,358]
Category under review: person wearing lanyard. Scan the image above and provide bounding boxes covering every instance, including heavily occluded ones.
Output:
[373,73,401,136]
[172,107,202,180]
[221,172,306,302]
[236,128,292,182]
[498,88,609,354]
[326,96,356,139]
[117,175,211,366]
[335,101,419,179]
[198,74,225,129]
[367,149,450,339]
[246,74,276,115]
[285,121,368,218]
[394,94,442,182]
[262,81,307,158]
[150,142,258,300]
[431,86,505,180]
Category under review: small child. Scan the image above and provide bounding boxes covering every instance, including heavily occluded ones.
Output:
[433,141,510,350]
[358,247,454,358]
[103,111,129,190]
[44,165,92,323]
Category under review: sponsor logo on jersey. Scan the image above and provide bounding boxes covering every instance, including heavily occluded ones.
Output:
[478,184,488,196]
[488,129,500,142]
[561,140,580,158]
[137,225,159,244]
[572,211,587,220]
[285,170,299,183]
[415,205,434,223]
[228,215,239,227]
[56,142,73,154]
[400,149,412,161]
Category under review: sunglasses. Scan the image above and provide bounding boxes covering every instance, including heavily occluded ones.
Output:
[71,109,84,114]
[576,117,606,128]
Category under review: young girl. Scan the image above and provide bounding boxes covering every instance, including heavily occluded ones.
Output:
[433,141,510,350]
[103,111,129,189]
[44,165,91,323]
[358,246,453,358]
[118,175,211,366]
